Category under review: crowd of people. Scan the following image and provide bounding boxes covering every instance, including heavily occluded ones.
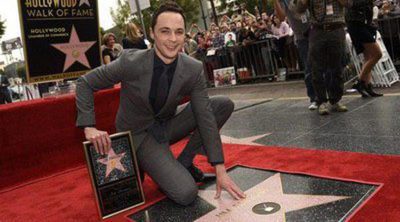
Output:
[50,0,398,114]
[184,9,300,72]
[100,22,149,65]
[100,5,304,73]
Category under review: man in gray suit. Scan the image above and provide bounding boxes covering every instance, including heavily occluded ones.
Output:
[76,2,245,205]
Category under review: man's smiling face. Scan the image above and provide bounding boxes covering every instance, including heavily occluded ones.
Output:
[151,12,185,64]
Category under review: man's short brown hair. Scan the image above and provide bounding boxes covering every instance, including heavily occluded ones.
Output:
[151,1,186,30]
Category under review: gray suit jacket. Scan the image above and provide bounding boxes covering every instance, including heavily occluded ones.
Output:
[76,48,224,163]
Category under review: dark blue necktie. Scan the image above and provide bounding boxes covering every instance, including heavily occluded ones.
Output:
[149,66,170,144]
[153,66,169,114]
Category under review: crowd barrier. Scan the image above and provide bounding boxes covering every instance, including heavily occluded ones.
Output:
[202,38,283,85]
[199,20,400,88]
[201,36,360,87]
[378,15,400,68]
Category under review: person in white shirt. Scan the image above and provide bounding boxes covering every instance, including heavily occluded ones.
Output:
[271,15,292,69]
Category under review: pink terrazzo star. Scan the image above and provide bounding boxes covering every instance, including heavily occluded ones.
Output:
[196,173,350,221]
[79,0,90,6]
[51,25,96,72]
[97,148,126,178]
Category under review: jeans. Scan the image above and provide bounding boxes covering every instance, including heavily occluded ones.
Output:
[296,38,316,103]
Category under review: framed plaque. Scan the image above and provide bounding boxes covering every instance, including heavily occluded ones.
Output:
[83,132,145,219]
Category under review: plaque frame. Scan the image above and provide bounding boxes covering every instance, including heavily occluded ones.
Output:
[83,131,145,219]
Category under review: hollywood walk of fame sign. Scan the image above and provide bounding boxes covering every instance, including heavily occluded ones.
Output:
[83,132,145,219]
[18,0,101,83]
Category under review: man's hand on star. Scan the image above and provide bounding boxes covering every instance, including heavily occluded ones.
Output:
[214,164,246,200]
[198,172,349,221]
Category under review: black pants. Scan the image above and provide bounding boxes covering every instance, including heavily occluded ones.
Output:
[0,89,12,104]
[136,96,234,205]
[308,27,345,105]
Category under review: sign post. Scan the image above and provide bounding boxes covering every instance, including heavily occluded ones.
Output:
[129,0,151,40]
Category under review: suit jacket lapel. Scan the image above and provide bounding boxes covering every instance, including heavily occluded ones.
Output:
[138,49,154,114]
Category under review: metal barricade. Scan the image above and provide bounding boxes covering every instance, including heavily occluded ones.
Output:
[344,33,362,86]
[378,15,400,69]
[202,39,278,85]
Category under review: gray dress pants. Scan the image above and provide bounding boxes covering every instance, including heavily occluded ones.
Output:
[136,96,234,205]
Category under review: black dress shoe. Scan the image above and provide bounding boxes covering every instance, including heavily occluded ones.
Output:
[365,83,383,97]
[187,165,216,183]
[352,80,370,98]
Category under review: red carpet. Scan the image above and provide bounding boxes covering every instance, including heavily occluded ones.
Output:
[0,141,399,221]
[0,88,120,191]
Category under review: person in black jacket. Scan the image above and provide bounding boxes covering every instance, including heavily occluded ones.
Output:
[0,74,12,104]
[122,22,148,50]
[346,0,383,97]
[102,33,122,64]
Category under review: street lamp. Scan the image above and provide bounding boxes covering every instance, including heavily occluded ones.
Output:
[209,0,218,25]
[199,0,208,30]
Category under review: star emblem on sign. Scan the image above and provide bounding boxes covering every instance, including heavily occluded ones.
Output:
[51,25,96,72]
[97,148,127,178]
[196,173,350,221]
[79,0,91,6]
